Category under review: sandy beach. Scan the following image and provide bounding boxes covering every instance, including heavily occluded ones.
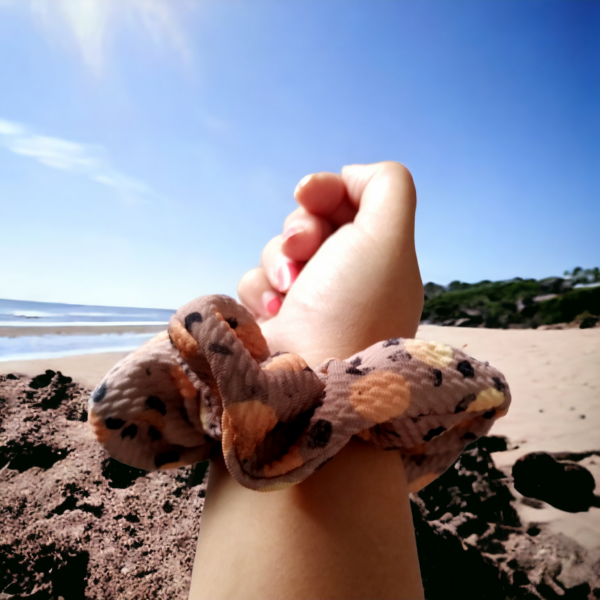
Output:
[1,323,599,597]
[3,324,598,543]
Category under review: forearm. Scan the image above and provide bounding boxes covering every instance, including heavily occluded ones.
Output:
[189,439,424,600]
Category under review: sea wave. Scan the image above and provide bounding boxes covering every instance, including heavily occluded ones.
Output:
[0,321,169,328]
[0,332,156,361]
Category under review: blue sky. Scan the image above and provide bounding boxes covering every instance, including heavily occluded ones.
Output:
[0,0,598,309]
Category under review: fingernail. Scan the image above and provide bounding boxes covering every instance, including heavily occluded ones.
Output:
[282,226,303,242]
[262,291,282,315]
[294,174,312,196]
[277,261,300,293]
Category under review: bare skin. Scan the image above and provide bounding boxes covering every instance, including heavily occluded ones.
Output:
[188,161,425,599]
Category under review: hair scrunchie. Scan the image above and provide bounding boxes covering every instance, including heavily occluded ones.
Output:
[88,295,511,492]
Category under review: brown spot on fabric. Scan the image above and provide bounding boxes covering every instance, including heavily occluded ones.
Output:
[170,320,200,359]
[235,321,269,361]
[121,424,138,439]
[208,342,233,355]
[387,350,411,362]
[457,360,475,378]
[348,371,411,423]
[105,417,125,430]
[382,338,400,347]
[307,420,332,449]
[423,426,446,441]
[148,426,162,441]
[262,445,304,478]
[169,365,198,401]
[462,432,477,441]
[184,311,203,332]
[493,377,506,392]
[89,411,110,443]
[145,396,166,416]
[408,472,438,493]
[346,366,364,376]
[223,401,278,461]
[432,368,442,387]
[263,353,308,372]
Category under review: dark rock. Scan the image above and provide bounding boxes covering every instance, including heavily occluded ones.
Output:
[478,435,509,453]
[0,372,207,599]
[580,316,599,329]
[512,452,596,512]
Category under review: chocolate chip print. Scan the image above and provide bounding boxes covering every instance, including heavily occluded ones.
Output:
[145,396,166,416]
[105,417,125,430]
[184,312,203,332]
[457,360,475,378]
[89,294,511,493]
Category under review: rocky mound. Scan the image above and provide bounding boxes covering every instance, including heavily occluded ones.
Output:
[0,371,206,600]
[1,371,599,599]
[413,442,600,599]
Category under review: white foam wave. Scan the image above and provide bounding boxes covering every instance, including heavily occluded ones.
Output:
[0,321,168,327]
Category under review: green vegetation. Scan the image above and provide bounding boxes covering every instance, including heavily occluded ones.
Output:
[421,268,600,329]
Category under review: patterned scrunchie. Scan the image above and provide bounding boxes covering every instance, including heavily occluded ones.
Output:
[88,295,511,492]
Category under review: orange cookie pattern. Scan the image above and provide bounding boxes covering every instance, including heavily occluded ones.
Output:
[89,295,511,492]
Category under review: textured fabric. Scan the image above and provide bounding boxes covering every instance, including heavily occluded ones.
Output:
[88,295,511,492]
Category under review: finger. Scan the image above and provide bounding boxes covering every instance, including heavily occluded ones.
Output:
[341,161,417,247]
[237,267,283,321]
[260,236,304,294]
[293,172,358,227]
[281,208,333,263]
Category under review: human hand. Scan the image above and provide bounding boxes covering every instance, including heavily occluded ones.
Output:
[237,161,424,368]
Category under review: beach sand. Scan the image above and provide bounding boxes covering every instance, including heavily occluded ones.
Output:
[417,324,600,552]
[1,323,599,596]
[2,324,599,550]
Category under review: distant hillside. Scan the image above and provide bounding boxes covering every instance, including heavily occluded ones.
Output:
[421,267,600,329]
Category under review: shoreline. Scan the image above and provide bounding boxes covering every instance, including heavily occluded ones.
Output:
[0,324,166,338]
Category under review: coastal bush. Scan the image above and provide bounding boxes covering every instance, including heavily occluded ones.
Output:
[537,287,600,325]
[421,268,599,328]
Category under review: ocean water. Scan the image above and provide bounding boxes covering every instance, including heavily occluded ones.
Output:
[0,298,174,326]
[0,298,174,361]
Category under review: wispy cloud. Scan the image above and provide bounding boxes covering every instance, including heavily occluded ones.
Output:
[0,117,153,201]
[1,0,192,73]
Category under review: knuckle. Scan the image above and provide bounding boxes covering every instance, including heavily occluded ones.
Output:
[377,161,416,207]
[379,161,414,185]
